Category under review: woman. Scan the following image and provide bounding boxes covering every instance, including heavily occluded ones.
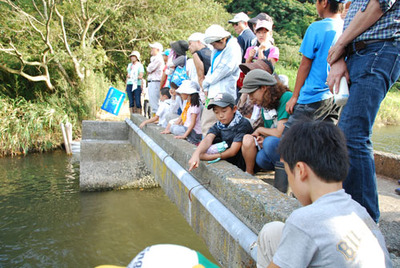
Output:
[240,69,292,174]
[126,51,144,114]
[244,20,279,65]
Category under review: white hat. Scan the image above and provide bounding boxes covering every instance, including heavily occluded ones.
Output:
[149,42,163,52]
[176,80,200,94]
[129,50,141,61]
[255,20,273,32]
[228,12,249,23]
[188,32,206,45]
[204,25,231,44]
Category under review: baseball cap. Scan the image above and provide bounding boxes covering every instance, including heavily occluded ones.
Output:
[175,80,200,95]
[239,59,274,75]
[162,49,171,56]
[129,51,141,61]
[188,32,206,44]
[248,13,274,25]
[149,42,163,52]
[207,93,235,110]
[228,12,249,23]
[239,69,277,94]
[204,25,231,44]
[255,20,273,32]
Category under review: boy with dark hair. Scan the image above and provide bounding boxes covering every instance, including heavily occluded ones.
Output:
[285,0,344,130]
[257,121,392,268]
[139,88,171,129]
[188,93,253,172]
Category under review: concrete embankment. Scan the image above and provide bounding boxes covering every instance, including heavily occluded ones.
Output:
[80,116,400,267]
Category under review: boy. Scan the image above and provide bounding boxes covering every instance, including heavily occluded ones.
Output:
[139,88,171,129]
[188,93,253,172]
[257,121,392,268]
[284,0,344,130]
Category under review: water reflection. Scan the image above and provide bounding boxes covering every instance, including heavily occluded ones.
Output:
[0,151,213,267]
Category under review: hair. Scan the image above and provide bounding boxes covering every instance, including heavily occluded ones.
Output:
[170,82,178,89]
[318,0,344,13]
[261,81,290,110]
[278,120,349,182]
[189,92,200,107]
[160,87,171,98]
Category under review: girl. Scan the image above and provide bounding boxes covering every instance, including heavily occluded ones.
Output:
[162,80,202,145]
[244,20,279,65]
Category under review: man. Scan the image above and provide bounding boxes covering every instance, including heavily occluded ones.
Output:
[327,0,400,222]
[201,24,242,136]
[228,12,256,62]
[146,42,165,115]
[188,32,211,90]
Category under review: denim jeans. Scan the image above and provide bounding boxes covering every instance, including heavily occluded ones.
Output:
[256,136,281,171]
[339,40,400,222]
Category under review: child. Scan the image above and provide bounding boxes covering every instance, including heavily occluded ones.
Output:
[284,0,344,131]
[162,80,202,145]
[256,121,392,268]
[188,93,253,172]
[139,88,171,129]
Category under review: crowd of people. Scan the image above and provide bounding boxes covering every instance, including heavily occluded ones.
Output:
[126,0,399,266]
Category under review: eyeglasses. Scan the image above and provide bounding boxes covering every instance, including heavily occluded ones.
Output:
[211,39,224,45]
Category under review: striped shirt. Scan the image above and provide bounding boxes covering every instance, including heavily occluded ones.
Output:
[344,0,399,41]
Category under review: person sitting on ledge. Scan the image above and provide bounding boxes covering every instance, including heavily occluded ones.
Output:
[256,120,392,268]
[188,93,253,172]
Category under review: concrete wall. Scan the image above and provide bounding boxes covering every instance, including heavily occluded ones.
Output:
[374,151,400,180]
[80,121,145,191]
[128,114,301,267]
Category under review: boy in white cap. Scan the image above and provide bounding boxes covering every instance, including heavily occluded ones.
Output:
[228,12,255,63]
[201,24,241,137]
[147,42,165,115]
[126,51,144,114]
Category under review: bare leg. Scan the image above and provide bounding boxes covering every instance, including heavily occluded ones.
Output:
[242,134,257,174]
[161,123,171,134]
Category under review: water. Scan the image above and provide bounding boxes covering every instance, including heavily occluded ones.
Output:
[0,151,213,267]
[372,125,400,155]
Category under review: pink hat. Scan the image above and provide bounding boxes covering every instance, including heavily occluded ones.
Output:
[255,20,273,32]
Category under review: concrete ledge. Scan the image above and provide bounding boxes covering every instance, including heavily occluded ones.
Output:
[374,151,400,180]
[82,120,129,140]
[129,114,301,266]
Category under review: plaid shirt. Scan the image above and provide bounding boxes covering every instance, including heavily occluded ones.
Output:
[344,0,399,42]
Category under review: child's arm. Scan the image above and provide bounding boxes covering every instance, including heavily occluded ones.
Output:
[188,133,215,171]
[286,55,312,114]
[175,113,197,139]
[252,119,288,138]
[139,115,159,129]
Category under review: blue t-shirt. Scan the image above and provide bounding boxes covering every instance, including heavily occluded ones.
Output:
[297,18,343,104]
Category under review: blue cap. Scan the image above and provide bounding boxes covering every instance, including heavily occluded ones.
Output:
[162,49,171,56]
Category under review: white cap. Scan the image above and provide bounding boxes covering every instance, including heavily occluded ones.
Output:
[255,20,273,31]
[203,24,231,44]
[188,32,206,45]
[176,80,200,94]
[228,12,249,23]
[149,42,163,52]
[129,51,141,61]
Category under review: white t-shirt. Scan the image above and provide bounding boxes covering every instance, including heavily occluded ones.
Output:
[273,189,392,267]
[156,99,171,127]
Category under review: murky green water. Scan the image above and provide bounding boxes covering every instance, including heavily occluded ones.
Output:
[0,151,213,267]
[372,125,400,155]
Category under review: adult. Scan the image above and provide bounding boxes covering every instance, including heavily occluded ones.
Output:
[125,51,144,114]
[244,20,279,65]
[146,42,165,114]
[201,24,241,136]
[188,32,211,88]
[240,69,292,175]
[228,12,256,62]
[168,40,189,87]
[327,0,400,223]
